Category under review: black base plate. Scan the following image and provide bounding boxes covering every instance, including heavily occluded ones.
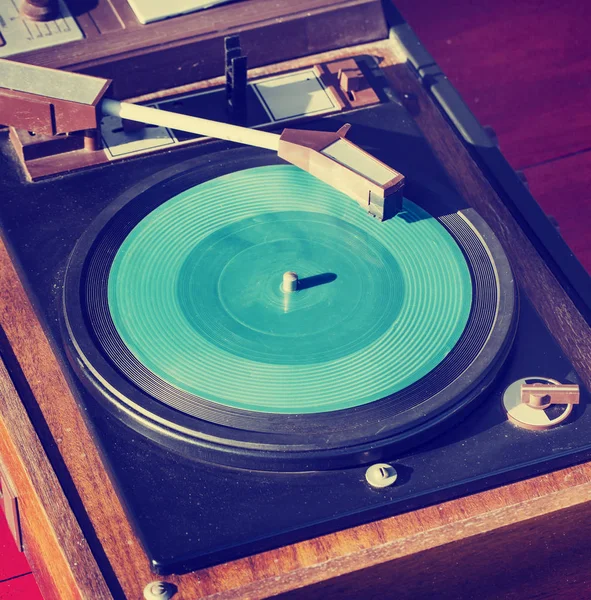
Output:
[0,91,590,575]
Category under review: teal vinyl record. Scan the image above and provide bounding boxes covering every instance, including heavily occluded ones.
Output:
[107,165,471,414]
[64,150,516,470]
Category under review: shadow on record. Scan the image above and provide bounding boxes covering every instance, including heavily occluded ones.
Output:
[297,272,337,290]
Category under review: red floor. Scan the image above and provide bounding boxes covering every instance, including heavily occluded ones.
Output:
[1,1,590,597]
[0,512,42,599]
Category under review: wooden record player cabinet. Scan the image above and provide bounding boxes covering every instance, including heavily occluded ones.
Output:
[1,2,591,599]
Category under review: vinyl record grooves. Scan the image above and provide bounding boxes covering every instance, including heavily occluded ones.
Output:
[63,149,517,471]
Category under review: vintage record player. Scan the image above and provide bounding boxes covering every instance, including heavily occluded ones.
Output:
[1,1,591,599]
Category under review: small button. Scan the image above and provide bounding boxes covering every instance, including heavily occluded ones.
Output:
[365,463,398,488]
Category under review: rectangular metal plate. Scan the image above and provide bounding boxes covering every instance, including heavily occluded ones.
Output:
[0,59,108,105]
[127,0,239,24]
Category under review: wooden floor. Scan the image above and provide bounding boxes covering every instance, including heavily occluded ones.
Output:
[0,1,590,597]
[397,0,591,271]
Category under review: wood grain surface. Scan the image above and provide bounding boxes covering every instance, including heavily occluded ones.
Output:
[396,0,591,274]
[395,0,591,171]
[0,350,111,600]
[0,35,591,600]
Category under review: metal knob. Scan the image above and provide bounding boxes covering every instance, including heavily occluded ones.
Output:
[19,0,59,22]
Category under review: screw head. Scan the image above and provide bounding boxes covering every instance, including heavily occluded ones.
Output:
[365,463,398,488]
[143,581,175,600]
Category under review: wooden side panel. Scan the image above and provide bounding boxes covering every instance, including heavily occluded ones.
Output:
[202,474,591,599]
[0,354,112,600]
[278,500,591,600]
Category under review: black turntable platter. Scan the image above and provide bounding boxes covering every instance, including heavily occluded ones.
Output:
[62,150,516,471]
